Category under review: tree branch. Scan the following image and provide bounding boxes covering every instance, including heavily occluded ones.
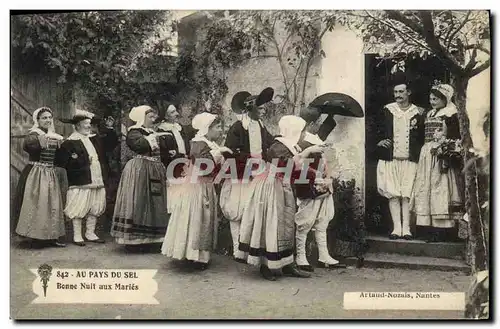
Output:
[465,44,490,55]
[469,58,491,77]
[400,11,463,73]
[280,31,295,56]
[386,10,425,35]
[248,54,279,60]
[300,53,314,107]
[272,14,278,33]
[270,35,291,103]
[464,47,478,72]
[444,13,457,48]
[363,11,434,54]
[446,11,471,51]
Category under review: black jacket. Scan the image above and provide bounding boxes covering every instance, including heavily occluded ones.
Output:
[224,120,274,179]
[157,124,196,178]
[56,129,118,187]
[376,104,425,163]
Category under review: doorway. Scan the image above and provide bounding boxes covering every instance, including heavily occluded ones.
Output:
[363,53,451,235]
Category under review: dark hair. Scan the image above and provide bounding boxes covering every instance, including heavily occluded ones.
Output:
[430,88,447,105]
[299,106,321,123]
[391,73,413,91]
[209,116,222,128]
[36,107,52,119]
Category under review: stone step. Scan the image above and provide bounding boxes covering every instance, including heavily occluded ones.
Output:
[344,252,471,274]
[366,234,465,260]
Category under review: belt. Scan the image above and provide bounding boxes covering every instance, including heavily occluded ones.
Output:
[135,155,161,162]
[29,161,54,167]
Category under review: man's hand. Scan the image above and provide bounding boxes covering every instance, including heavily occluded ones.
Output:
[377,139,392,149]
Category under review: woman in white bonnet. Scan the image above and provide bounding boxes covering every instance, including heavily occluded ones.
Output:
[13,106,67,248]
[411,83,464,242]
[110,105,170,249]
[161,112,232,270]
[238,115,323,280]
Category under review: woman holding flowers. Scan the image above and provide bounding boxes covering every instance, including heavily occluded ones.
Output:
[411,83,464,242]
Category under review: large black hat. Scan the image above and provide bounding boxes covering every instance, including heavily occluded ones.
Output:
[308,93,364,118]
[231,87,274,113]
[59,109,101,125]
[390,72,414,89]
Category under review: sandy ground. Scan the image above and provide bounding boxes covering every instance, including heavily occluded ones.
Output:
[10,235,472,320]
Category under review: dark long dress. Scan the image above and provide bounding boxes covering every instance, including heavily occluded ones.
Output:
[110,128,169,245]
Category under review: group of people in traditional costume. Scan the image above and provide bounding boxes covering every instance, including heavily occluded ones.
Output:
[14,108,118,248]
[13,76,463,280]
[159,87,359,280]
[376,75,464,243]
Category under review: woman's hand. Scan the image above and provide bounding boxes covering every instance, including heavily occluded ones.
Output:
[219,146,234,154]
[306,144,325,154]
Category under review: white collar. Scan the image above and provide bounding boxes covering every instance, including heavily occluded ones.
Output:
[429,104,458,118]
[386,102,420,118]
[158,122,182,131]
[28,127,63,140]
[191,135,220,150]
[303,132,324,145]
[67,131,96,140]
[236,113,262,130]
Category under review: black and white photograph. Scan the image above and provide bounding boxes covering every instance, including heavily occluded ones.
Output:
[7,6,491,320]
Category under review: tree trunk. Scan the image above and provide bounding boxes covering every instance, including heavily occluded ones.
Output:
[453,74,488,272]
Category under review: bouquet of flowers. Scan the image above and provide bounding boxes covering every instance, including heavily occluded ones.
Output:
[430,139,463,172]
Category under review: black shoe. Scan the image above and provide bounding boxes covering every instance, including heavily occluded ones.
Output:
[193,262,209,271]
[403,234,413,241]
[282,264,311,278]
[50,240,66,248]
[297,264,315,272]
[74,241,86,246]
[260,265,277,281]
[233,256,246,264]
[389,234,400,240]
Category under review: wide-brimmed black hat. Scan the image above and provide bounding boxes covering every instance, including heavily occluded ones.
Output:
[308,93,364,118]
[231,87,274,114]
[59,110,101,125]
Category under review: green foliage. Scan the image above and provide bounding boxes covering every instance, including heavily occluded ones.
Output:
[329,178,368,258]
[11,11,176,117]
[343,10,490,78]
[184,10,340,115]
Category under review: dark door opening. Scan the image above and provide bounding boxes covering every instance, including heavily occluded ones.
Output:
[364,53,451,235]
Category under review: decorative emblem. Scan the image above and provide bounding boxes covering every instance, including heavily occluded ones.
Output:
[71,153,78,159]
[410,118,418,130]
[37,263,53,297]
